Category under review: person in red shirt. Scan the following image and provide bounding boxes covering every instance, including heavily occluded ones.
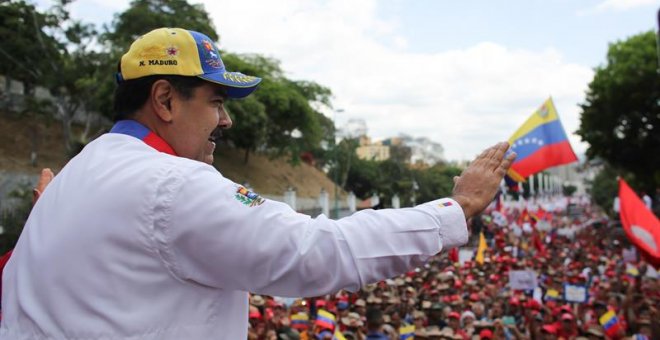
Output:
[557,313,578,340]
[446,312,468,340]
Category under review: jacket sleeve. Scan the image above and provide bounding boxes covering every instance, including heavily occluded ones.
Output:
[154,165,467,297]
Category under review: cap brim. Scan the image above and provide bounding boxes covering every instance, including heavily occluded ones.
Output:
[198,71,262,98]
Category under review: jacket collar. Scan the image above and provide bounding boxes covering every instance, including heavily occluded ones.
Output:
[110,120,176,156]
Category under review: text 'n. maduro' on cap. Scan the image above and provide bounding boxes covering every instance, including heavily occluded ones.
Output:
[118,27,261,98]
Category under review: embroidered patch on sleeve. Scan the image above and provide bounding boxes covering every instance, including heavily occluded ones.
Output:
[234,186,265,207]
[439,201,453,208]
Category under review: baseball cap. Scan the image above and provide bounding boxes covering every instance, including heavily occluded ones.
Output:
[118,27,261,98]
[479,329,493,339]
[448,312,460,319]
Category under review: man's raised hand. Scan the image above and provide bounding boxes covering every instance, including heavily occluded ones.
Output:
[451,142,516,219]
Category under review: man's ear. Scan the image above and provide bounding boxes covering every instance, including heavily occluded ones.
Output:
[150,79,175,123]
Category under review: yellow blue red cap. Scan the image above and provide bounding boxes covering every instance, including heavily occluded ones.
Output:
[118,27,261,98]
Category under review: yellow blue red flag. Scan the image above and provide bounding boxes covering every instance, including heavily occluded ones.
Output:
[334,329,347,340]
[599,310,621,337]
[507,98,577,182]
[400,324,415,339]
[315,309,336,331]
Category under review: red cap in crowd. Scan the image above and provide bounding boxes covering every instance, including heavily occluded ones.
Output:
[526,299,541,310]
[479,329,493,339]
[561,313,574,321]
[249,306,262,320]
[542,324,557,334]
[448,312,460,319]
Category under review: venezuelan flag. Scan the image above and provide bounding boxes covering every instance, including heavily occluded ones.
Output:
[599,310,621,337]
[400,324,415,339]
[507,98,577,182]
[315,309,336,331]
[334,329,347,340]
[545,289,560,300]
[291,312,309,330]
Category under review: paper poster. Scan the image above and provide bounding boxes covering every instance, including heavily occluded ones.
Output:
[564,284,588,303]
[459,248,474,265]
[509,270,538,290]
[622,247,637,263]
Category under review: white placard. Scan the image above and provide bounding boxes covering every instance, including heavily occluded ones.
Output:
[564,284,588,303]
[622,247,637,263]
[459,248,474,265]
[509,270,538,290]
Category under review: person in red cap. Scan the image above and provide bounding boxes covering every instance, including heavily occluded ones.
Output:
[445,311,468,340]
[541,323,558,340]
[478,329,493,339]
[556,313,578,339]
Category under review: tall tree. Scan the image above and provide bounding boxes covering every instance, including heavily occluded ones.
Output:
[0,0,112,156]
[0,0,61,96]
[222,53,332,163]
[106,0,218,52]
[577,31,660,191]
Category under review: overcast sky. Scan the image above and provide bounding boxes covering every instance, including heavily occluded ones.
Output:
[39,0,660,161]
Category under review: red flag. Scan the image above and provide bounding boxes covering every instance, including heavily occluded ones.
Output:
[618,179,660,268]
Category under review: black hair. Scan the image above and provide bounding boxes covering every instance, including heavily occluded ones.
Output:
[365,307,384,330]
[113,75,208,122]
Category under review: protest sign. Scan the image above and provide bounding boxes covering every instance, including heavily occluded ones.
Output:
[459,248,474,265]
[564,284,588,303]
[509,270,537,290]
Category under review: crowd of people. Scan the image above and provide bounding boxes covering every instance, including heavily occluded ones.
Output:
[245,196,658,340]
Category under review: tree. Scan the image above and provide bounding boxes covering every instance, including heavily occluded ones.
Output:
[413,164,462,204]
[0,0,61,96]
[0,184,33,254]
[577,31,660,191]
[224,96,267,164]
[221,53,333,164]
[105,0,218,52]
[0,0,112,156]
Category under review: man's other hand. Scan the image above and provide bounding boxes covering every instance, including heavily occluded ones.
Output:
[32,168,55,206]
[451,142,516,219]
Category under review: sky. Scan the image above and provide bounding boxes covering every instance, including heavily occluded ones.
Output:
[39,0,660,161]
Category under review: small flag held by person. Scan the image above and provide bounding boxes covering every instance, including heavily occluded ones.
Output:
[315,309,337,331]
[599,310,622,337]
[400,324,415,339]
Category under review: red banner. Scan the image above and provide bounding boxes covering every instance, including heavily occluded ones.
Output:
[618,179,660,267]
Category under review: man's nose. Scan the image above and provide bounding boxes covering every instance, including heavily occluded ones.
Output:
[219,106,232,129]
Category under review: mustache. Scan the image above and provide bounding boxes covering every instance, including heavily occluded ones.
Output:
[208,127,223,142]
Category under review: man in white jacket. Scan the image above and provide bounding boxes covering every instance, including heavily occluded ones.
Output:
[1,27,515,339]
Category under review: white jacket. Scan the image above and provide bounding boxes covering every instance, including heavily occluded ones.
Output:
[1,125,467,339]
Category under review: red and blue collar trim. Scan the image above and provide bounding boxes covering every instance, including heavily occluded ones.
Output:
[110,120,177,156]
